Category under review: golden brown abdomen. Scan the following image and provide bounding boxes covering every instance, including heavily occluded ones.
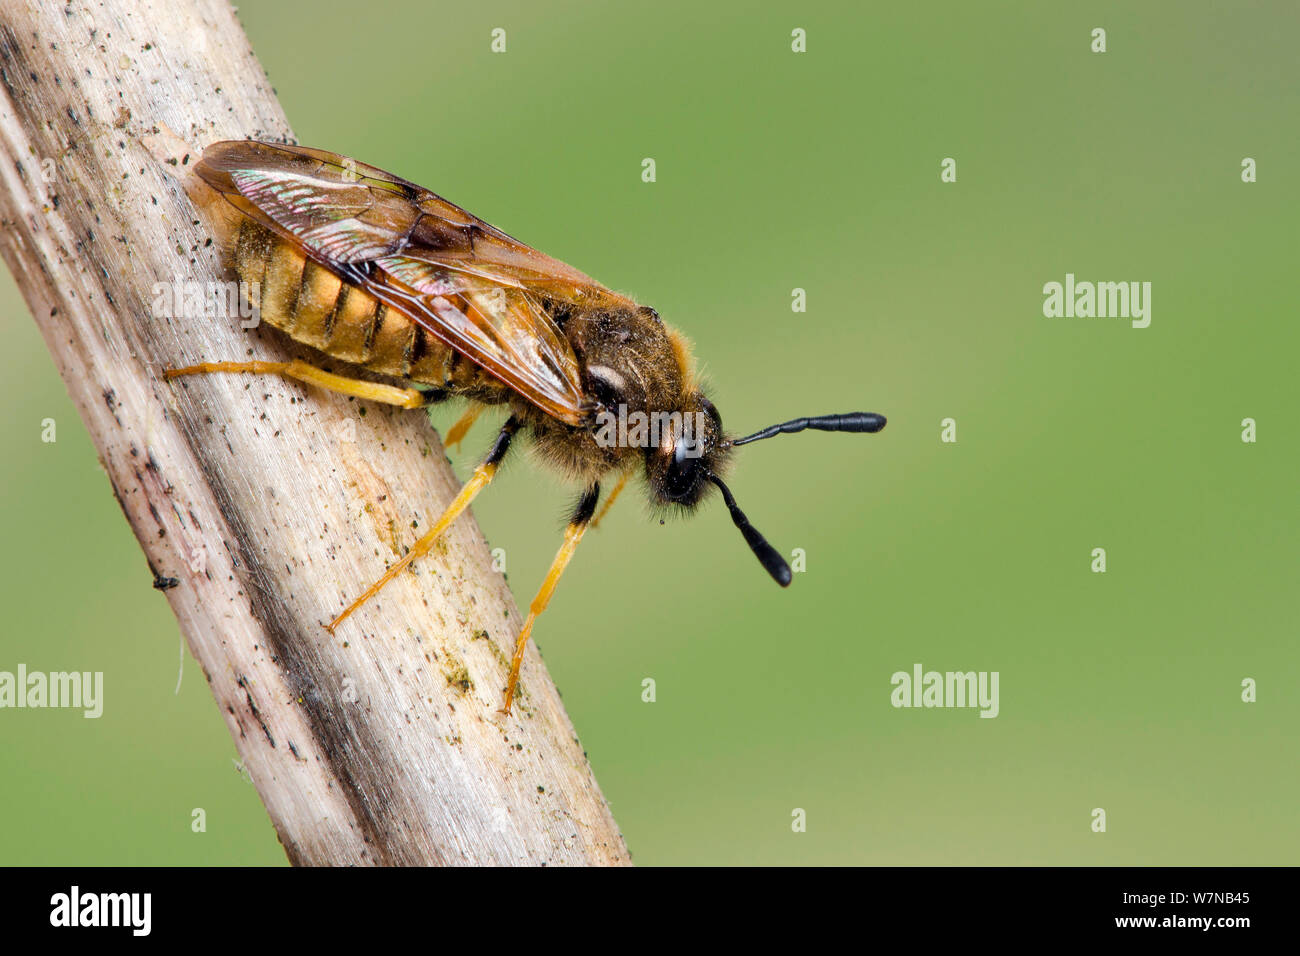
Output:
[234,219,498,396]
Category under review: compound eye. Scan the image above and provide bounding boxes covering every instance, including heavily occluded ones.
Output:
[664,434,704,501]
[698,395,721,433]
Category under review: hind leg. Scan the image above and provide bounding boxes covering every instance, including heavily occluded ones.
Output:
[165,359,429,409]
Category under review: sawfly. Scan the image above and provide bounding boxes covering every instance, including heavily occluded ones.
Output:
[167,141,887,713]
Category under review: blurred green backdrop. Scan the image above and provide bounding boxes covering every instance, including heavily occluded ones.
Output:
[2,0,1296,865]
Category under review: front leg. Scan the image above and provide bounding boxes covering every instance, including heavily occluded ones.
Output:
[502,482,601,714]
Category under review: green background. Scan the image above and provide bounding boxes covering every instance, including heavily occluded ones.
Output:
[2,1,1296,865]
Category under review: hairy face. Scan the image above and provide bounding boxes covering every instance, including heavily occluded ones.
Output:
[643,391,729,509]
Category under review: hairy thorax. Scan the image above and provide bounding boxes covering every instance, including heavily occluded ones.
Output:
[524,304,692,483]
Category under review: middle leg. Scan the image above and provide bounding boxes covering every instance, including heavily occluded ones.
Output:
[327,415,522,633]
[442,403,485,451]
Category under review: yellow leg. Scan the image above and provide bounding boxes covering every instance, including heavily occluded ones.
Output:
[165,359,426,409]
[327,417,520,633]
[502,484,600,714]
[591,470,629,529]
[443,403,484,451]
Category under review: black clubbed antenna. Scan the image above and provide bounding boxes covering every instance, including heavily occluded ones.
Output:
[730,411,886,447]
[709,474,792,587]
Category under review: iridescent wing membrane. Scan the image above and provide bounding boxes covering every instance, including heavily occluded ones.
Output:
[195,141,635,425]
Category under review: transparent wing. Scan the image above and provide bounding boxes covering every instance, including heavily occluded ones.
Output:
[195,140,632,424]
[196,140,632,304]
